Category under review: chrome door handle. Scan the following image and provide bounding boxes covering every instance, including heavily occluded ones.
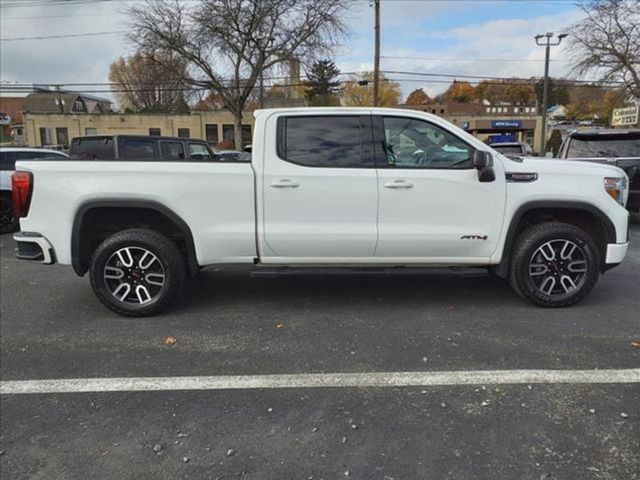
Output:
[384,179,413,189]
[270,179,300,188]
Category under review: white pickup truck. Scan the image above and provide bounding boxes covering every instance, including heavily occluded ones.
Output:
[12,108,630,316]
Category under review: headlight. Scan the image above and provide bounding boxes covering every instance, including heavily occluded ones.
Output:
[604,177,628,206]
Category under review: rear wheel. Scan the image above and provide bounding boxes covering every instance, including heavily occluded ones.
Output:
[509,222,600,307]
[89,229,186,317]
[0,196,18,234]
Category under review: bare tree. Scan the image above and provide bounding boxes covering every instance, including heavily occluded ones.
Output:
[568,0,640,99]
[128,0,348,148]
[109,53,191,113]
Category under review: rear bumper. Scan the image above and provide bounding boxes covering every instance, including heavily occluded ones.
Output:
[13,232,55,264]
[604,242,628,270]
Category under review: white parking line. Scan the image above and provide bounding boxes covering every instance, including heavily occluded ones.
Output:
[2,369,640,395]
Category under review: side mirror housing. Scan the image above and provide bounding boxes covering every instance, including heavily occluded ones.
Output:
[473,150,495,182]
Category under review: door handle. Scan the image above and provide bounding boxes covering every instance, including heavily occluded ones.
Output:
[270,179,300,188]
[384,179,413,189]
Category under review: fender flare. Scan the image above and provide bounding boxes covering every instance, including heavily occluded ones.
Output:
[71,199,199,276]
[493,200,616,278]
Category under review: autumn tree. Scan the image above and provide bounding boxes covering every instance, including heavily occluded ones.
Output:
[506,83,536,105]
[341,72,401,107]
[108,53,191,113]
[568,0,640,99]
[129,0,347,149]
[405,88,431,106]
[534,78,570,107]
[443,81,476,103]
[304,59,341,106]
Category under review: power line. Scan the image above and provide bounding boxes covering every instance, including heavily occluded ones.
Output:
[0,31,126,41]
[381,55,556,62]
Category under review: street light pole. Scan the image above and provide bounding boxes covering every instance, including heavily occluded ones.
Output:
[535,32,567,156]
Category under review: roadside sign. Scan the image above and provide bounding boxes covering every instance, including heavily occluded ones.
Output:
[491,120,523,128]
[612,106,639,126]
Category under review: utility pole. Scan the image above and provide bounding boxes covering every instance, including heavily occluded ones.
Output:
[535,32,567,156]
[373,0,380,107]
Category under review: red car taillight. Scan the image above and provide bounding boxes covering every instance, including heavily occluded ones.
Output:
[11,171,33,218]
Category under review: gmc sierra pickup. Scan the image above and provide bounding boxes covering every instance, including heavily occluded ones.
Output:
[12,108,631,316]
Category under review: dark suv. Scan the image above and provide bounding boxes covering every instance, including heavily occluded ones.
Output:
[69,135,221,161]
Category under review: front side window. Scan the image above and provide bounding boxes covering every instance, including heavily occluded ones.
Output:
[279,115,368,168]
[161,141,185,160]
[382,117,473,169]
[189,143,213,160]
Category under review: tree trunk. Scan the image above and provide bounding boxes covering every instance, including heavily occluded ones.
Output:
[234,111,244,151]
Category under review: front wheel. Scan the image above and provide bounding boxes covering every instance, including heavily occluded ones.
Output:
[89,229,186,317]
[509,222,600,307]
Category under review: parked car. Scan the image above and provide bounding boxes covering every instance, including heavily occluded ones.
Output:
[69,135,221,161]
[558,129,640,212]
[490,142,535,159]
[12,107,630,316]
[0,147,68,233]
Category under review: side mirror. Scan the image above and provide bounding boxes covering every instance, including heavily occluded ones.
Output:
[473,150,491,169]
[473,150,495,183]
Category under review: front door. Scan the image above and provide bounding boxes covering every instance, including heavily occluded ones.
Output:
[375,115,506,262]
[262,114,378,261]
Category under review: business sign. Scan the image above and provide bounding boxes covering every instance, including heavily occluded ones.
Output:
[491,120,522,129]
[612,106,639,126]
[0,112,11,126]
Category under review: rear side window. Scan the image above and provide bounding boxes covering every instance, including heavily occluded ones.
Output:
[160,141,185,160]
[278,116,372,168]
[0,152,13,171]
[71,137,114,159]
[122,139,156,159]
[0,151,67,170]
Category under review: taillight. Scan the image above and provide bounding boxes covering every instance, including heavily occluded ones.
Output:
[11,171,33,218]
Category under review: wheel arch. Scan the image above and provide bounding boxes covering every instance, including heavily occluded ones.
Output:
[493,201,616,278]
[71,199,199,277]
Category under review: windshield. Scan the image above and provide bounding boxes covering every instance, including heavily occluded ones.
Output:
[492,145,524,155]
[567,136,640,158]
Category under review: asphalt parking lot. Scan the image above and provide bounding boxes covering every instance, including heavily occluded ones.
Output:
[1,219,639,480]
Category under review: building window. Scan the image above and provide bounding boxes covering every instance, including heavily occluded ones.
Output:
[73,100,85,112]
[177,128,190,138]
[222,124,235,145]
[205,124,218,144]
[241,125,252,146]
[149,128,161,136]
[56,127,69,147]
[85,127,97,136]
[39,127,52,146]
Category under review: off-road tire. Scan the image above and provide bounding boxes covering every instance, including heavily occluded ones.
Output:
[89,229,186,317]
[509,222,600,308]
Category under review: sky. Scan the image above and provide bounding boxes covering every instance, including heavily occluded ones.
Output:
[0,0,587,102]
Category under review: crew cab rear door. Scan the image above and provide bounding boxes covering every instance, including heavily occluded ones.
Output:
[373,114,506,261]
[261,114,378,260]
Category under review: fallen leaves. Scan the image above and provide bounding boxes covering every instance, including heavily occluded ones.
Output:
[163,336,177,346]
[631,340,640,349]
[276,323,285,329]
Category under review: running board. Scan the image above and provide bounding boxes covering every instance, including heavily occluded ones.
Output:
[250,266,489,278]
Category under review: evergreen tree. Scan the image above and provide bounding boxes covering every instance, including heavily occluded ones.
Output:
[304,60,341,106]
